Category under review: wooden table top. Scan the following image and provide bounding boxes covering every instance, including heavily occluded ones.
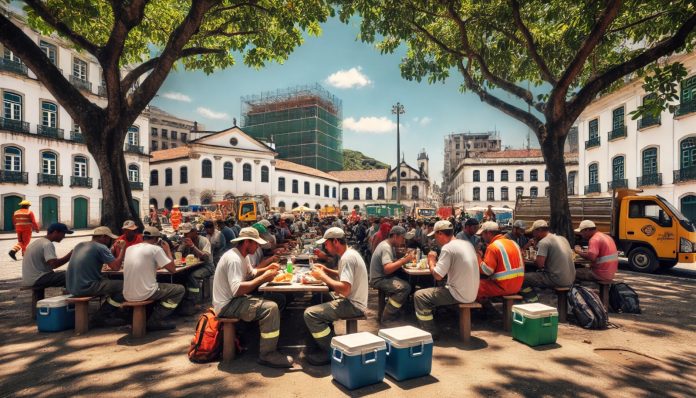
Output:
[102,260,203,275]
[402,267,432,276]
[259,282,329,293]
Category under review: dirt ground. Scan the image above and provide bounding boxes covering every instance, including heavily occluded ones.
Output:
[1,269,694,398]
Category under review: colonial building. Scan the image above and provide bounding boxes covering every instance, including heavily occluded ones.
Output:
[274,160,339,210]
[0,12,150,231]
[442,131,501,204]
[147,106,208,152]
[576,51,696,221]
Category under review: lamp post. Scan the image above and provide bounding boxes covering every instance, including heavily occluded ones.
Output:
[392,102,405,204]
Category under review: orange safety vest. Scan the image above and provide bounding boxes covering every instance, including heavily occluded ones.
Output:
[480,235,525,281]
[13,209,38,231]
[170,210,182,222]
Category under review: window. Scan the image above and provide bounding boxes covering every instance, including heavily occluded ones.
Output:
[261,166,269,183]
[589,118,599,140]
[162,129,168,139]
[162,142,168,150]
[366,187,373,200]
[72,58,87,80]
[501,187,509,201]
[127,164,139,182]
[42,152,57,175]
[377,187,385,199]
[202,159,212,178]
[41,101,57,127]
[487,170,494,182]
[612,106,625,130]
[501,170,508,181]
[332,187,337,198]
[181,132,187,143]
[487,187,494,201]
[180,166,188,183]
[39,41,57,64]
[642,148,658,175]
[151,140,158,151]
[127,126,139,146]
[315,183,321,196]
[179,197,188,206]
[278,177,286,192]
[473,170,480,182]
[3,91,22,120]
[544,170,549,181]
[530,169,538,181]
[530,187,538,198]
[4,146,21,171]
[516,169,524,181]
[3,48,20,63]
[589,163,599,184]
[171,143,177,148]
[628,200,672,227]
[545,187,550,197]
[151,127,158,137]
[324,185,329,198]
[681,138,696,169]
[412,186,419,199]
[171,131,177,140]
[243,163,252,181]
[223,162,233,180]
[681,75,696,103]
[391,186,397,200]
[73,156,87,177]
[304,181,310,195]
[292,179,298,193]
[516,187,524,197]
[473,187,480,201]
[612,156,625,180]
[165,168,172,186]
[278,201,286,208]
[150,170,159,186]
[353,188,360,200]
[401,186,407,198]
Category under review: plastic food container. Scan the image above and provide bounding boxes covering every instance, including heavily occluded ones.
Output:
[512,303,558,347]
[378,326,433,381]
[36,294,75,332]
[331,332,387,390]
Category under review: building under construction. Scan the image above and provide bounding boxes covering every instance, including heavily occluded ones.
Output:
[241,84,343,172]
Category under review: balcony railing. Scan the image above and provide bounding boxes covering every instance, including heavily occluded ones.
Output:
[637,173,662,187]
[608,126,627,141]
[70,176,92,188]
[37,173,63,186]
[37,125,64,139]
[98,85,107,97]
[70,130,84,143]
[585,137,600,149]
[585,183,601,194]
[676,100,696,117]
[129,181,143,191]
[124,143,144,154]
[0,170,28,184]
[567,187,575,195]
[674,166,696,183]
[0,58,28,75]
[0,117,30,133]
[608,179,628,190]
[69,75,92,92]
[638,116,660,129]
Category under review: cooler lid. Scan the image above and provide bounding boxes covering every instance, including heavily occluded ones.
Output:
[512,303,558,319]
[36,294,73,308]
[378,326,433,349]
[331,332,386,355]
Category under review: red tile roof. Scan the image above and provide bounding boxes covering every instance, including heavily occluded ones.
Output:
[479,149,543,158]
[150,147,191,162]
[329,169,389,182]
[275,160,338,181]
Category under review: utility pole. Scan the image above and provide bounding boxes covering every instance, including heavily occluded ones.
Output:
[392,102,405,204]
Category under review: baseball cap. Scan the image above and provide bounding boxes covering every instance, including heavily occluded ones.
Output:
[526,220,549,233]
[428,220,453,236]
[179,223,194,234]
[476,221,500,235]
[173,204,179,208]
[47,223,74,234]
[121,220,137,230]
[389,226,407,236]
[251,223,268,235]
[513,220,526,229]
[92,226,118,239]
[464,218,480,227]
[203,220,215,229]
[259,219,272,228]
[143,226,161,238]
[19,200,31,206]
[315,227,345,244]
[575,220,596,233]
[231,227,267,244]
[405,230,416,240]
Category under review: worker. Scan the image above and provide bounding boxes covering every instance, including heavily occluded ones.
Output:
[484,205,496,222]
[476,222,525,300]
[9,200,40,261]
[170,205,182,231]
[505,220,534,250]
[370,226,415,324]
[574,220,618,282]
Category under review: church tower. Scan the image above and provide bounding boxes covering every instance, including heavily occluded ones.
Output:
[417,149,429,179]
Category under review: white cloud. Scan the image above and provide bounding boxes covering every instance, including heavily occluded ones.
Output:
[413,116,432,126]
[343,116,396,134]
[196,107,230,120]
[325,67,372,89]
[161,91,192,102]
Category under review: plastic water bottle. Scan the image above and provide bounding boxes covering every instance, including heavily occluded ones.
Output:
[286,258,293,274]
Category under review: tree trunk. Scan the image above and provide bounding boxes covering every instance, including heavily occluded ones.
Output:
[540,129,575,245]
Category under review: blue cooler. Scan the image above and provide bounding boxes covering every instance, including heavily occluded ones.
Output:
[378,326,433,381]
[36,295,75,332]
[331,332,387,390]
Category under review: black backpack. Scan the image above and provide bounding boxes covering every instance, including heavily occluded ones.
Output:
[609,283,641,314]
[568,286,608,329]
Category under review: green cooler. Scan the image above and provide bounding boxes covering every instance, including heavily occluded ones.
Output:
[511,303,558,347]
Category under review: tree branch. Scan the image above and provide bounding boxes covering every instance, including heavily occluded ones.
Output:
[607,10,669,34]
[212,1,271,15]
[510,0,556,84]
[23,0,100,55]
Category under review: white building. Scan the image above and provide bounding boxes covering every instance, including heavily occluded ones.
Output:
[576,52,696,221]
[0,14,150,231]
[147,106,208,152]
[274,160,339,210]
[450,149,579,209]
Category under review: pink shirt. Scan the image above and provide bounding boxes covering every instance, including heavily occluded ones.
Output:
[588,232,618,281]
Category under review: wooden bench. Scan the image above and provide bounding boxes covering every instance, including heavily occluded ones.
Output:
[377,290,386,323]
[502,295,524,332]
[20,286,45,320]
[458,302,482,343]
[217,317,239,363]
[122,300,154,338]
[343,315,367,334]
[66,296,101,335]
[554,288,570,323]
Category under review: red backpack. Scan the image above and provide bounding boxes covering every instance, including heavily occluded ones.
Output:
[188,308,222,363]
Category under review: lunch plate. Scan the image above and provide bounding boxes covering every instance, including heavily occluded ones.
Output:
[268,281,293,286]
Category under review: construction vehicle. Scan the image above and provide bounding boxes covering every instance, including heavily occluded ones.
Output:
[412,206,437,221]
[514,189,696,273]
[234,195,269,223]
[318,205,341,219]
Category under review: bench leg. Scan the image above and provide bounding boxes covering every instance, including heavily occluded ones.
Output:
[459,308,472,343]
[599,284,610,309]
[377,291,386,323]
[346,320,358,334]
[557,293,568,323]
[222,323,236,363]
[503,300,514,332]
[132,306,147,338]
[31,289,45,320]
[74,301,90,335]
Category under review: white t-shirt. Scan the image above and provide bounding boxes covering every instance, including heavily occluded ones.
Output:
[212,248,255,314]
[433,239,480,303]
[123,243,171,301]
[338,248,369,312]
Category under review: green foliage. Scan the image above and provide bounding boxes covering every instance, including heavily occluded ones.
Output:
[630,62,688,119]
[343,149,389,170]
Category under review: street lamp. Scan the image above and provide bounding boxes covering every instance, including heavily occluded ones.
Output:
[392,102,405,204]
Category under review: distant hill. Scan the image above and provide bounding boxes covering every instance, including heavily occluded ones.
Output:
[343,149,389,170]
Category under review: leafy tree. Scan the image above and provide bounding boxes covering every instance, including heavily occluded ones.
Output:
[0,0,332,230]
[336,0,696,240]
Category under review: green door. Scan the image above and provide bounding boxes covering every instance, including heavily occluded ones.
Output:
[132,199,140,218]
[681,195,696,224]
[41,197,58,228]
[3,195,22,231]
[73,197,88,229]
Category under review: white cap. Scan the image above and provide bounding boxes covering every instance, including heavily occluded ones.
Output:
[92,226,119,239]
[259,219,272,228]
[122,220,137,230]
[575,220,596,233]
[476,221,500,235]
[526,220,548,233]
[427,220,453,237]
[231,227,267,245]
[315,227,345,244]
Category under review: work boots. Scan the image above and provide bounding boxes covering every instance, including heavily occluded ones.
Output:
[305,333,333,366]
[258,337,294,368]
[8,250,17,261]
[146,304,177,331]
[91,302,127,328]
[381,304,402,325]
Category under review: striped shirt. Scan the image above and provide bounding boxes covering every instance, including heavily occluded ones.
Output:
[588,231,618,281]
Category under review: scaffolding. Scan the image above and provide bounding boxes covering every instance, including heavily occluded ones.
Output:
[240,84,343,172]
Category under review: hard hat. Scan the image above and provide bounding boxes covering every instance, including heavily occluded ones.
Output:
[19,200,31,206]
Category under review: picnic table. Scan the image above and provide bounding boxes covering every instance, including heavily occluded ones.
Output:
[259,281,329,293]
[402,266,432,276]
[102,260,203,283]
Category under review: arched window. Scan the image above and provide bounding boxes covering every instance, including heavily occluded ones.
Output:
[278,201,286,208]
[378,187,385,200]
[473,170,480,182]
[3,91,22,120]
[501,187,509,201]
[179,197,188,206]
[530,169,538,181]
[41,101,57,127]
[353,188,360,200]
[4,146,22,172]
[341,205,348,211]
[391,186,397,200]
[165,168,173,186]
[278,177,286,192]
[366,187,373,200]
[612,155,625,181]
[332,187,337,198]
[681,195,696,223]
[292,202,299,209]
[127,125,139,146]
[487,170,494,182]
[303,202,310,208]
[292,179,298,193]
[243,163,252,181]
[530,187,538,198]
[304,181,310,194]
[500,170,508,182]
[516,187,524,198]
[73,156,88,177]
[324,185,329,197]
[261,165,269,183]
[315,204,322,210]
[487,187,494,201]
[680,137,696,169]
[354,205,360,210]
[400,186,407,198]
[41,151,57,175]
[223,162,233,180]
[127,164,140,182]
[202,159,212,178]
[180,166,188,183]
[589,163,599,184]
[642,147,658,176]
[516,169,524,181]
[412,185,419,199]
[164,197,173,209]
[342,188,348,200]
[315,183,321,196]
[473,187,480,201]
[150,170,159,186]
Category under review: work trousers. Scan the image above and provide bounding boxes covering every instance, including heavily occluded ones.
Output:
[146,283,185,321]
[13,229,32,254]
[574,267,603,282]
[372,277,411,318]
[33,271,66,289]
[75,279,125,307]
[304,298,364,351]
[218,296,281,354]
[477,277,524,301]
[185,263,214,302]
[414,287,460,331]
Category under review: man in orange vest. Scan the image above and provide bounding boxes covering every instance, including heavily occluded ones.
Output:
[9,200,40,260]
[476,221,525,300]
[170,205,182,231]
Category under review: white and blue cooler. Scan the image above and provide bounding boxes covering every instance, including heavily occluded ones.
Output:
[330,332,387,390]
[378,326,433,381]
[36,295,75,332]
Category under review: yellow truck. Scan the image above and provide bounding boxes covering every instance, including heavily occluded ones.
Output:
[514,189,696,273]
[411,206,437,221]
[218,195,269,224]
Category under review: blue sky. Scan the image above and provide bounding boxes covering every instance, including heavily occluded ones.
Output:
[152,17,536,185]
